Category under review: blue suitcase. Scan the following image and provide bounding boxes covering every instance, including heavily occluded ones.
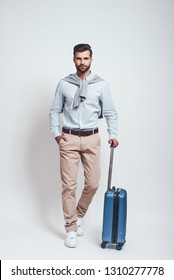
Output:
[101,147,127,250]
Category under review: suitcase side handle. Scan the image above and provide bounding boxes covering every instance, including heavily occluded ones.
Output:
[107,146,114,191]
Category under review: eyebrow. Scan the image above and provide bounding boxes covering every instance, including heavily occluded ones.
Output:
[76,56,90,59]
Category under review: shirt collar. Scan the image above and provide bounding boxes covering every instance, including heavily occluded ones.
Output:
[74,72,96,82]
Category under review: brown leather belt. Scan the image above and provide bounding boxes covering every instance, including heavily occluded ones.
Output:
[62,128,98,137]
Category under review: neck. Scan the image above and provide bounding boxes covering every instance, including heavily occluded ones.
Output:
[76,69,91,80]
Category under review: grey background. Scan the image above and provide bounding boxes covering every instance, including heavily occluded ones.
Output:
[0,0,173,259]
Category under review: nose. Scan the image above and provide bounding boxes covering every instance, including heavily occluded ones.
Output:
[81,58,85,65]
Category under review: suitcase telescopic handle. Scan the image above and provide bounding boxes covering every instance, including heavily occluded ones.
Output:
[107,146,114,191]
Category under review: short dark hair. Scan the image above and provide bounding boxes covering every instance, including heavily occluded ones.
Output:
[73,44,93,57]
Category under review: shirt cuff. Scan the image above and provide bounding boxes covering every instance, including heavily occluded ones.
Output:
[109,134,118,140]
[52,129,61,138]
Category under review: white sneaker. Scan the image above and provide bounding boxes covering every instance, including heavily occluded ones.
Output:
[65,231,77,248]
[76,218,84,236]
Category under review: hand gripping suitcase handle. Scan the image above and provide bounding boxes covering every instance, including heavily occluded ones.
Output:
[107,146,114,191]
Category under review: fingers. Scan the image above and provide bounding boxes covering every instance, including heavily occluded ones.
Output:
[60,133,68,141]
[108,139,119,148]
[55,133,68,144]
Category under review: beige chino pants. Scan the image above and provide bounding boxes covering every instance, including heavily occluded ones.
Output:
[59,132,101,232]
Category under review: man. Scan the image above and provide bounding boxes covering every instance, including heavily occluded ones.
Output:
[49,43,119,248]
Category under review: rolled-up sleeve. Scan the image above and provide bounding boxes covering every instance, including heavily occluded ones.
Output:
[49,81,64,138]
[101,82,118,139]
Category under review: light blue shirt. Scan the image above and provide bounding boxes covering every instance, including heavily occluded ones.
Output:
[49,72,118,139]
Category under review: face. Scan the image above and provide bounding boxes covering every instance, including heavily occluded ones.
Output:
[73,50,92,74]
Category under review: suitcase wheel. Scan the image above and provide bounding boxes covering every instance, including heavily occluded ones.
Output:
[101,241,107,249]
[116,244,122,250]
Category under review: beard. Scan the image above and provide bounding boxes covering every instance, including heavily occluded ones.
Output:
[75,63,91,73]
